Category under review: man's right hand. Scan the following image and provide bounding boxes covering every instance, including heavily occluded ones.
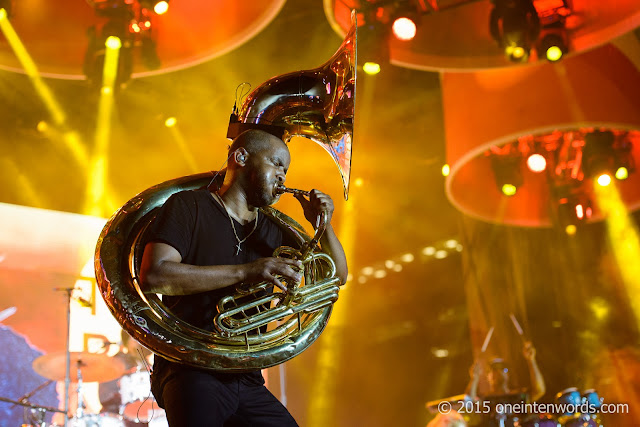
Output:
[242,257,303,292]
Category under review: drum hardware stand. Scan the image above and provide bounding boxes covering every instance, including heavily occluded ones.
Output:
[53,286,75,427]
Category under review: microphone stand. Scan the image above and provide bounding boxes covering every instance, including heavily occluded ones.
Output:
[54,287,74,427]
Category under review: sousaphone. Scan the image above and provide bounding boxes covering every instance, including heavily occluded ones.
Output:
[94,17,356,371]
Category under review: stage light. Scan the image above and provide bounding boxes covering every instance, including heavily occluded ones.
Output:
[565,224,576,235]
[489,0,540,63]
[0,1,12,19]
[502,184,517,196]
[359,20,389,74]
[392,16,416,41]
[154,1,169,15]
[597,173,612,187]
[164,117,176,127]
[442,164,450,176]
[363,62,381,75]
[615,167,629,180]
[539,32,568,62]
[491,153,523,196]
[526,153,546,172]
[105,36,121,49]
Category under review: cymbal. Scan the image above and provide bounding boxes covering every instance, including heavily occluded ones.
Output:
[32,352,127,383]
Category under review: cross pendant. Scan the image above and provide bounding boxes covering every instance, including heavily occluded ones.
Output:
[235,243,242,255]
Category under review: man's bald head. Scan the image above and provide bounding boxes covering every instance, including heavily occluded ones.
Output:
[228,129,287,166]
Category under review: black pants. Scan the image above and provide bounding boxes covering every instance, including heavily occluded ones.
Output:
[159,369,298,427]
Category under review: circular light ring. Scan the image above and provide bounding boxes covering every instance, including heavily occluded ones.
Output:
[546,45,564,62]
[154,1,169,15]
[392,17,417,41]
[526,154,547,172]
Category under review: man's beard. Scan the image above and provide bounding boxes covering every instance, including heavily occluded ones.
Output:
[247,178,277,208]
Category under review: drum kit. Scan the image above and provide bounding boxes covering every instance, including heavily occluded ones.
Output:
[2,349,167,426]
[0,288,167,426]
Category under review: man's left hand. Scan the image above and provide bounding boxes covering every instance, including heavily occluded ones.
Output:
[295,189,334,227]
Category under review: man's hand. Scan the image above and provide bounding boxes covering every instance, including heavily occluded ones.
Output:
[295,189,335,226]
[242,257,303,292]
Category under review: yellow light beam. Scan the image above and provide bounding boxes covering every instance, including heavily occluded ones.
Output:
[168,124,199,173]
[0,9,65,125]
[594,181,640,327]
[85,37,120,217]
[0,9,89,166]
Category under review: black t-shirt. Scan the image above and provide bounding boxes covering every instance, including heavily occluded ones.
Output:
[147,188,298,387]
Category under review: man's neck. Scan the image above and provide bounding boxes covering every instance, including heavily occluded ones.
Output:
[214,184,258,224]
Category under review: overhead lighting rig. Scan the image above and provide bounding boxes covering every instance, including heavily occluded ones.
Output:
[84,0,167,88]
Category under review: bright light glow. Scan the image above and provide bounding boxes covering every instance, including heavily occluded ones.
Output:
[590,297,609,321]
[597,174,612,187]
[392,17,417,41]
[131,23,141,33]
[526,154,546,172]
[432,348,449,358]
[373,269,387,279]
[165,117,177,127]
[546,46,563,61]
[154,1,169,15]
[384,260,395,269]
[512,47,525,59]
[400,253,414,263]
[422,246,436,256]
[0,8,6,21]
[565,224,576,235]
[392,264,403,272]
[441,164,450,177]
[357,276,367,284]
[575,204,584,220]
[37,121,48,132]
[435,250,448,259]
[363,62,381,75]
[444,239,458,249]
[354,177,364,187]
[594,182,640,332]
[502,184,517,196]
[361,266,374,276]
[615,167,629,180]
[105,36,121,50]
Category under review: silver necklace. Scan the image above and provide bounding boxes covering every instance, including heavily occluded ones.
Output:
[214,192,259,255]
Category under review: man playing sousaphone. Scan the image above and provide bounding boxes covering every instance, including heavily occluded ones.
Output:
[139,128,348,426]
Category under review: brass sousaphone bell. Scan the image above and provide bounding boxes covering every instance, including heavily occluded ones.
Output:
[94,16,356,372]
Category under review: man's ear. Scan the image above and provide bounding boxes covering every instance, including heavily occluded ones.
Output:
[233,148,249,166]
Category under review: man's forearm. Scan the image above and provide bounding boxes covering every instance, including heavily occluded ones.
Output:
[319,224,348,284]
[142,261,245,296]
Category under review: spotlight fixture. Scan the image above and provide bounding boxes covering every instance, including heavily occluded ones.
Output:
[539,32,567,61]
[153,1,169,15]
[358,20,389,74]
[526,153,547,173]
[582,129,637,185]
[554,187,593,227]
[391,6,419,42]
[489,0,541,63]
[490,153,523,197]
[0,0,12,18]
[140,0,169,15]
